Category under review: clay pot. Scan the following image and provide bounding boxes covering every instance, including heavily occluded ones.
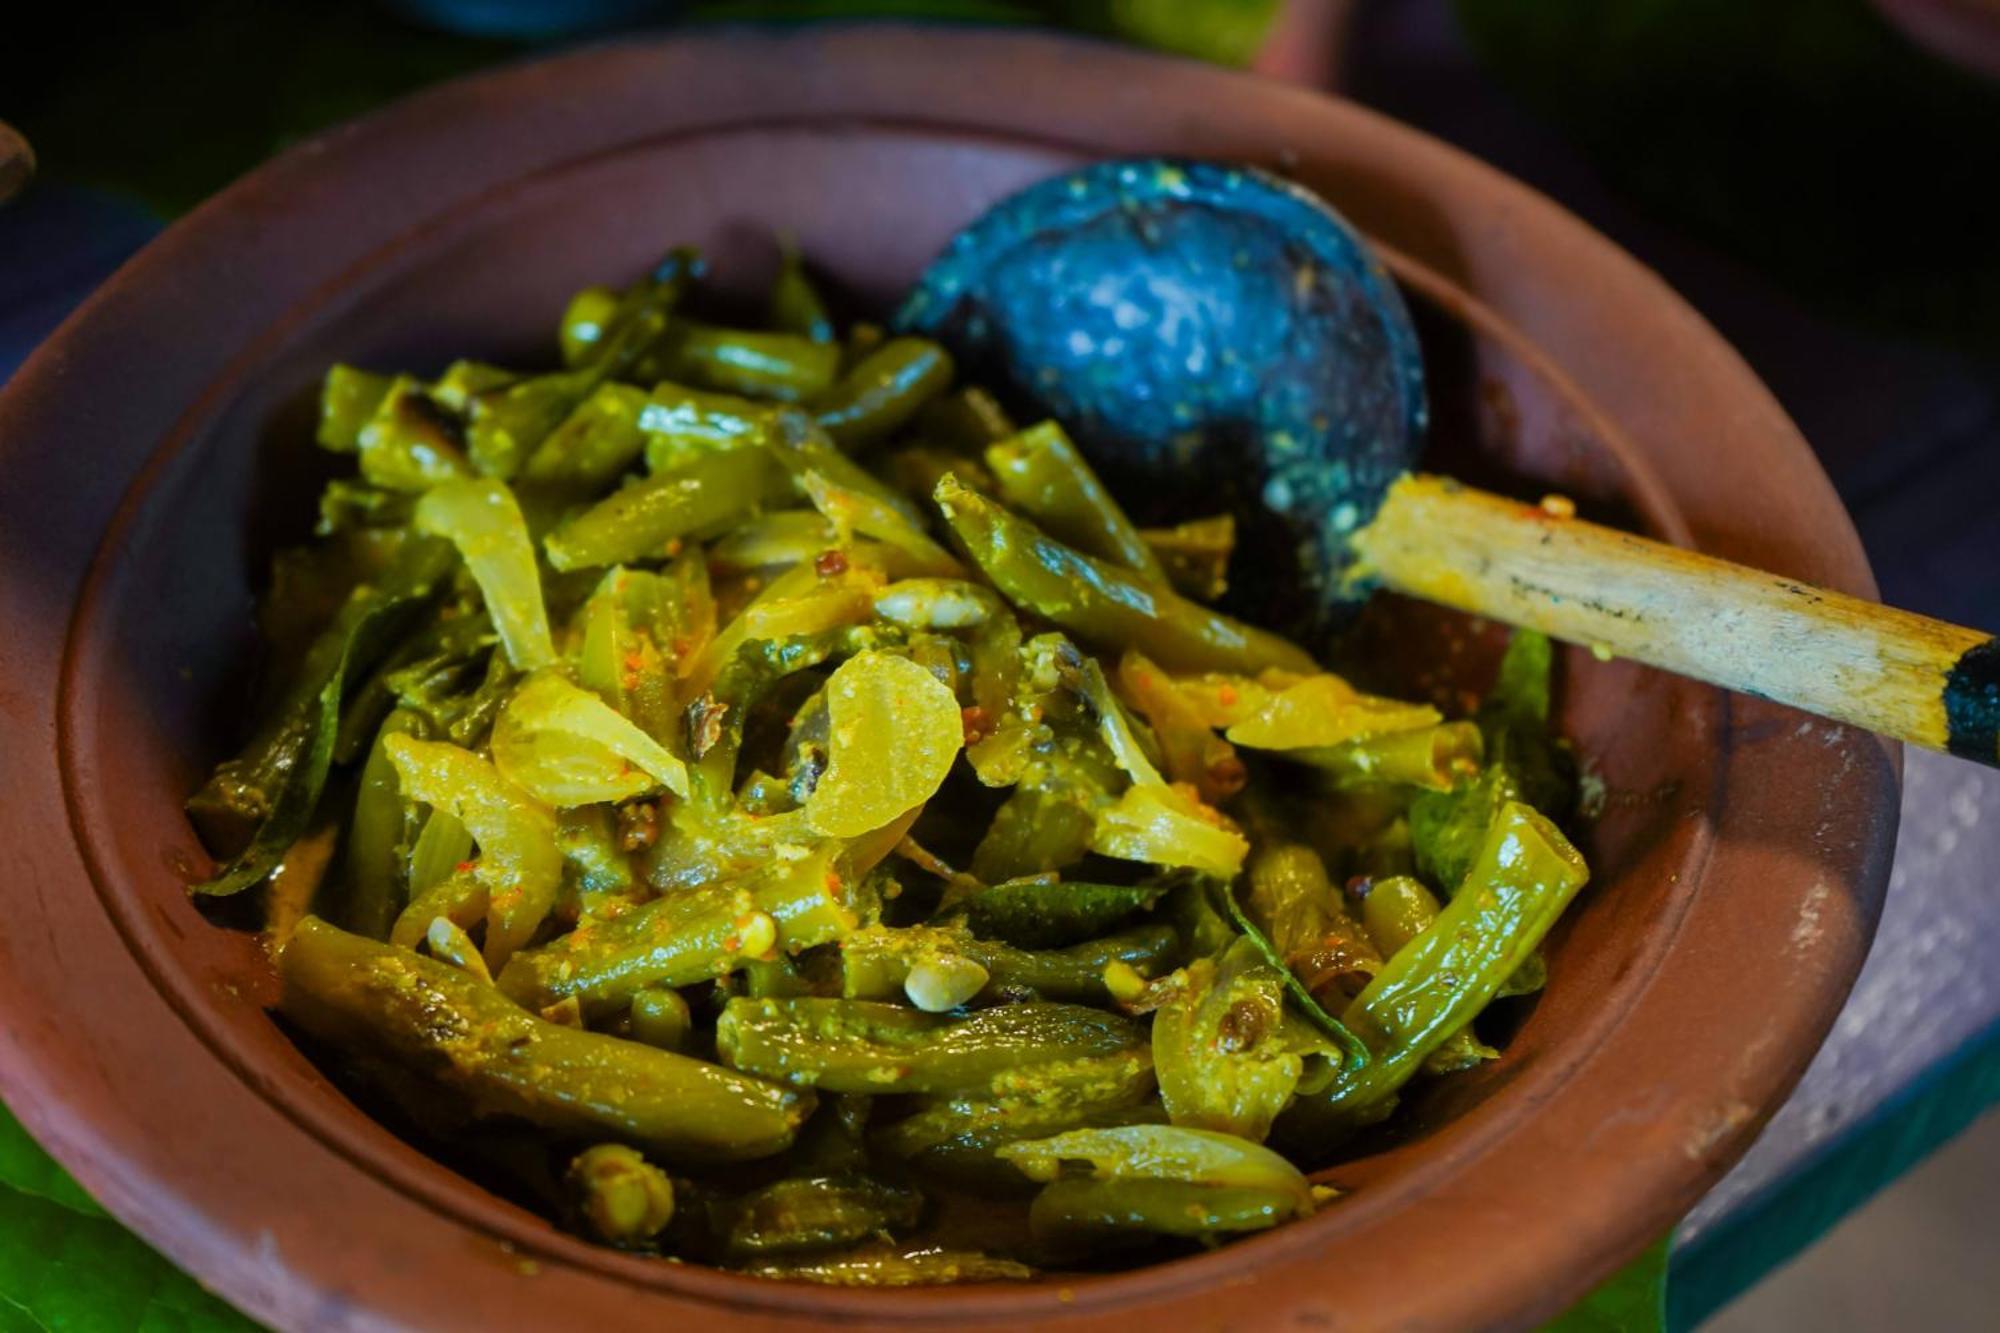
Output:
[0,26,1895,1332]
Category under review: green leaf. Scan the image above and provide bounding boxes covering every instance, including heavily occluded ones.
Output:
[0,1181,262,1332]
[1208,879,1369,1069]
[188,537,453,898]
[0,1292,47,1333]
[1540,1234,1670,1333]
[1064,0,1284,65]
[1,1106,262,1331]
[1410,763,1524,893]
[1411,630,1575,894]
[0,1107,102,1218]
[1478,629,1574,818]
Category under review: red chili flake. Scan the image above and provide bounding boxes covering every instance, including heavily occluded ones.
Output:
[814,549,850,577]
[623,650,647,673]
[824,869,843,893]
[1216,684,1239,708]
[959,705,994,746]
[455,860,476,874]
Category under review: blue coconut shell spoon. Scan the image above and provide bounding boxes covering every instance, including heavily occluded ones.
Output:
[899,159,1999,767]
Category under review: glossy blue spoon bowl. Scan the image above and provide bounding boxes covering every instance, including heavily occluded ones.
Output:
[897,158,1427,640]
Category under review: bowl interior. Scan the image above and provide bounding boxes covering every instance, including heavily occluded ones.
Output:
[58,125,1718,1303]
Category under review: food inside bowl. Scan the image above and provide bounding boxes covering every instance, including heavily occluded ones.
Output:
[186,244,1589,1282]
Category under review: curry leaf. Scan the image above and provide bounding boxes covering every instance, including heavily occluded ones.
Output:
[1208,879,1370,1069]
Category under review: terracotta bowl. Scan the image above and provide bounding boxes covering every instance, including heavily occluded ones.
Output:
[0,26,1897,1332]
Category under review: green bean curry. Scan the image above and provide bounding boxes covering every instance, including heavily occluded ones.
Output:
[187,244,1589,1284]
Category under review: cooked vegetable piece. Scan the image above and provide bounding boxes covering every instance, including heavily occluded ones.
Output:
[281,917,811,1161]
[384,734,562,970]
[570,1144,676,1245]
[711,511,839,573]
[1290,802,1587,1127]
[1351,873,1503,1075]
[553,805,641,915]
[428,359,517,411]
[1002,1123,1311,1196]
[559,284,620,367]
[769,243,835,343]
[644,320,842,402]
[334,707,429,941]
[1089,782,1248,880]
[1073,652,1165,788]
[356,376,474,490]
[1208,874,1370,1068]
[544,447,786,572]
[1138,514,1235,602]
[188,538,453,896]
[573,566,678,742]
[740,1248,1034,1286]
[1298,720,1484,791]
[406,804,472,896]
[913,385,1016,449]
[1115,649,1246,803]
[873,578,999,630]
[936,475,1313,676]
[802,470,961,576]
[959,878,1162,949]
[1153,939,1317,1142]
[1219,672,1440,752]
[496,841,864,1019]
[414,478,556,671]
[1479,628,1575,815]
[491,669,689,806]
[1245,840,1382,1005]
[390,867,485,952]
[423,915,491,982]
[985,421,1164,581]
[520,382,648,492]
[876,1085,1162,1193]
[841,923,1179,1005]
[765,411,924,519]
[815,337,954,449]
[711,1175,922,1257]
[970,746,1118,883]
[318,364,394,453]
[580,247,703,381]
[637,381,784,475]
[804,651,964,837]
[1357,874,1443,958]
[1409,763,1522,893]
[466,371,593,480]
[716,997,1151,1098]
[630,985,694,1052]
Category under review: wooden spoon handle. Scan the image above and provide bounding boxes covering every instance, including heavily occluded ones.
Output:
[1351,474,2000,766]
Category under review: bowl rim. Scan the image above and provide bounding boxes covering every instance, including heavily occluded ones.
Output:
[0,23,1898,1332]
